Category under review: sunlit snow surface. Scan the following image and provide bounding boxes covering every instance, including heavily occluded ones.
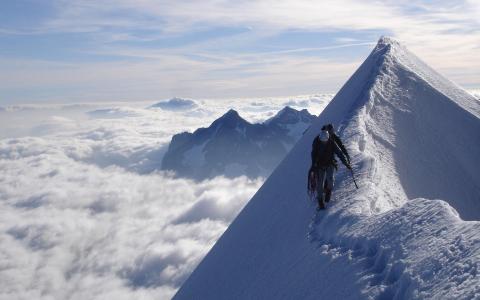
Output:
[0,95,331,299]
[174,38,480,299]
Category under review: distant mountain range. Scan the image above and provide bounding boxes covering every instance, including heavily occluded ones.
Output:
[162,106,317,180]
[150,97,197,111]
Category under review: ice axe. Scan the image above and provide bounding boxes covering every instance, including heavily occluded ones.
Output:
[350,167,359,189]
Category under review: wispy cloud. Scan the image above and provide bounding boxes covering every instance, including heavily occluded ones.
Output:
[0,0,478,103]
[32,0,477,36]
[0,51,356,103]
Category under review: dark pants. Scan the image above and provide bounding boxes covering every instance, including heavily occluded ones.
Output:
[316,165,335,206]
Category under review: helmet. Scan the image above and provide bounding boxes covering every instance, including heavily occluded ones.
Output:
[319,130,329,142]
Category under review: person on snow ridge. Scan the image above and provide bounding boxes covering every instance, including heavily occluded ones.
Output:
[321,123,350,165]
[309,128,351,210]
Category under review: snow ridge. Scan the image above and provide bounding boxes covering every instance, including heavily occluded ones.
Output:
[174,37,480,300]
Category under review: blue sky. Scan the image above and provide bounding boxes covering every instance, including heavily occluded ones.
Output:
[0,0,479,104]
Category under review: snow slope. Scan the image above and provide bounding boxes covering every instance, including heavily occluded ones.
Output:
[174,37,480,299]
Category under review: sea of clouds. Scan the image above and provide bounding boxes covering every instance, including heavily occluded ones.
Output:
[0,94,331,299]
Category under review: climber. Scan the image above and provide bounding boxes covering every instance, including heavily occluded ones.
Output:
[308,127,351,210]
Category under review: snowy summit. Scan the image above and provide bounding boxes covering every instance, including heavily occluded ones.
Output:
[174,37,480,299]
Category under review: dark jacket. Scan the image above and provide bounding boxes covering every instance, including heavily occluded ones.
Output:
[321,124,351,164]
[311,136,349,169]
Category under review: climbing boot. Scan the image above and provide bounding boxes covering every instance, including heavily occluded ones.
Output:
[325,189,332,203]
[317,196,326,210]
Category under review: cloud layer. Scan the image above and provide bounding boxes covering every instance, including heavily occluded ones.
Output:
[0,96,329,299]
[0,141,262,298]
